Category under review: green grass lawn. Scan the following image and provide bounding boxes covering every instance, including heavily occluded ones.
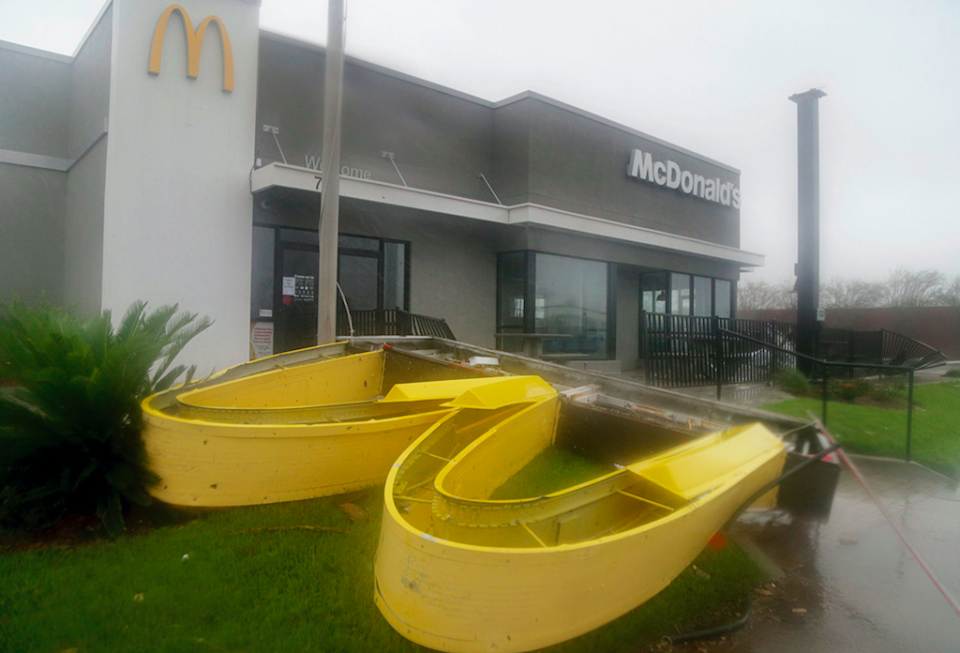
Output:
[1,476,767,653]
[761,381,960,478]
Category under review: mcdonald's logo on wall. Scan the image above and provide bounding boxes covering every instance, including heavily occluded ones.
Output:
[148,4,234,92]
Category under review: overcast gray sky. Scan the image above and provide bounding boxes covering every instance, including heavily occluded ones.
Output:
[3,0,959,284]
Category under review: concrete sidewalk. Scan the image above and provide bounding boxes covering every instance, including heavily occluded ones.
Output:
[689,457,960,652]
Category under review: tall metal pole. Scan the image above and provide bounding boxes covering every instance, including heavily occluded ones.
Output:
[317,0,346,344]
[789,89,826,374]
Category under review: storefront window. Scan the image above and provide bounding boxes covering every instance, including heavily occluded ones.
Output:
[383,242,406,310]
[497,252,611,359]
[535,254,609,359]
[497,252,526,334]
[335,234,408,312]
[693,276,712,317]
[338,254,379,311]
[339,235,379,252]
[279,228,318,245]
[642,270,732,318]
[670,273,691,316]
[715,279,732,318]
[641,272,668,314]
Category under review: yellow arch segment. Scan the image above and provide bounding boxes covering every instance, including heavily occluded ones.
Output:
[148,4,235,92]
[375,395,787,652]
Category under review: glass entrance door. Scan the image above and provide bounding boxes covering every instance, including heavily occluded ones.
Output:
[263,228,411,354]
[277,245,319,352]
[338,253,379,311]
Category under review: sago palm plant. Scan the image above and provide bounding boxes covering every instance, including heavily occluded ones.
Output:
[0,298,211,535]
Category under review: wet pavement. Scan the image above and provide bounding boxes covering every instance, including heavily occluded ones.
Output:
[675,456,960,652]
[680,383,794,408]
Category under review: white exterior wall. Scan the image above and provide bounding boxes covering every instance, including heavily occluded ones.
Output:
[101,0,259,371]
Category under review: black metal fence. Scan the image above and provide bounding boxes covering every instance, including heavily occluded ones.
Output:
[720,328,918,462]
[641,314,795,388]
[336,309,456,340]
[641,312,945,389]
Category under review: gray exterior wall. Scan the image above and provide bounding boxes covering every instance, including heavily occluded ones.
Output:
[64,138,107,316]
[0,165,66,303]
[256,35,496,201]
[256,35,741,250]
[67,6,111,155]
[616,265,640,370]
[0,46,71,302]
[0,8,111,310]
[338,203,509,348]
[253,37,746,362]
[63,7,112,316]
[490,100,531,206]
[0,47,70,158]
[515,96,740,248]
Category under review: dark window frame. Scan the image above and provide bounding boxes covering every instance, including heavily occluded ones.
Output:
[496,249,617,360]
[252,223,412,318]
[639,269,736,319]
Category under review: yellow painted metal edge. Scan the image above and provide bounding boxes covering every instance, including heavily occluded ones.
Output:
[140,366,530,507]
[175,348,383,411]
[375,407,786,653]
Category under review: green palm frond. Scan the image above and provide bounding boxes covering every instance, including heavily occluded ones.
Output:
[0,297,211,536]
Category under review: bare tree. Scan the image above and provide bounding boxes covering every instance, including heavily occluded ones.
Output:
[738,279,796,311]
[935,275,960,307]
[820,277,885,308]
[883,267,945,307]
[775,280,798,309]
[740,269,957,313]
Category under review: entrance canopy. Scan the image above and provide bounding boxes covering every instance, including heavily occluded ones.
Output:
[251,162,764,268]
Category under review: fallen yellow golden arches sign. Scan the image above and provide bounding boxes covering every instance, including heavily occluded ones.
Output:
[141,343,496,507]
[374,379,786,653]
[141,339,785,650]
[148,4,234,92]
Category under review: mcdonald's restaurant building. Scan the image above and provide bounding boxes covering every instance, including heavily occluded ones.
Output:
[0,0,763,374]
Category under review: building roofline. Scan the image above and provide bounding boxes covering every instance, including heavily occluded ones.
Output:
[0,39,72,64]
[259,29,741,175]
[1,13,740,175]
[259,28,497,108]
[0,0,112,63]
[71,0,113,59]
[494,92,740,174]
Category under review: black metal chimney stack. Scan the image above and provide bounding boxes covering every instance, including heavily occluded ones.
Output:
[790,88,826,371]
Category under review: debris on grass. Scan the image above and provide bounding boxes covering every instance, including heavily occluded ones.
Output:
[338,503,368,521]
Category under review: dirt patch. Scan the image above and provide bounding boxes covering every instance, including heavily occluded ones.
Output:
[0,503,193,554]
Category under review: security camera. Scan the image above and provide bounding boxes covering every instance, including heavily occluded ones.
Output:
[260,198,272,210]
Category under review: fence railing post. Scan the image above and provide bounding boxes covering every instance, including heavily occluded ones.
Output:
[770,320,778,378]
[640,311,651,386]
[822,362,829,426]
[906,369,915,462]
[713,315,722,401]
